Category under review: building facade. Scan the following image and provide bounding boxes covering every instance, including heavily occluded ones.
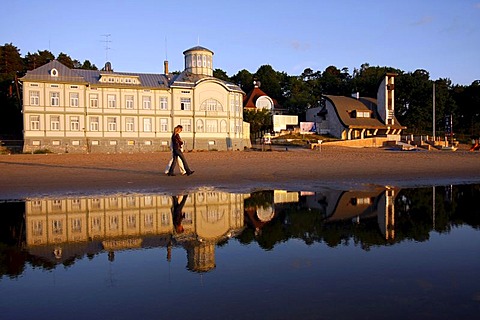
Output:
[306,73,405,141]
[20,46,250,153]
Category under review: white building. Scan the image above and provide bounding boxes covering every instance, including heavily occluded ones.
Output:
[20,46,250,153]
[306,73,405,141]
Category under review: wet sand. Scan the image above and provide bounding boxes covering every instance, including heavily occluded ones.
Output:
[1,145,480,199]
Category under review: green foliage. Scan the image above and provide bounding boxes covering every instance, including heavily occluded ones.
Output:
[213,68,229,81]
[1,42,480,139]
[243,109,272,133]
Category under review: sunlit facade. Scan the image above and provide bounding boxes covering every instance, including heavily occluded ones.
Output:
[20,46,250,153]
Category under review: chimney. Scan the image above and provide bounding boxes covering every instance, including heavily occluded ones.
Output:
[164,60,169,74]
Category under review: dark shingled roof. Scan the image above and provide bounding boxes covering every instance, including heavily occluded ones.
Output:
[20,60,243,93]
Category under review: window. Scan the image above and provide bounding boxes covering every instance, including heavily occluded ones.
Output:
[230,96,235,112]
[180,119,191,132]
[180,98,191,110]
[52,220,63,235]
[142,96,151,109]
[355,111,370,118]
[201,99,223,112]
[159,118,168,132]
[126,117,135,132]
[206,119,217,133]
[32,220,43,236]
[160,97,168,110]
[70,116,80,131]
[90,94,98,108]
[192,54,196,67]
[220,120,227,133]
[30,91,39,105]
[90,116,99,131]
[197,55,201,67]
[143,118,152,132]
[107,94,116,108]
[196,119,204,132]
[235,96,240,112]
[107,117,117,131]
[50,116,60,130]
[203,55,206,67]
[125,95,134,109]
[70,92,79,107]
[50,92,60,106]
[71,218,82,233]
[30,115,40,130]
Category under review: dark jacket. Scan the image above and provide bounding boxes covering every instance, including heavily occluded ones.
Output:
[171,133,183,151]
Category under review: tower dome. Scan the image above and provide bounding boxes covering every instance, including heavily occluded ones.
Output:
[183,46,214,76]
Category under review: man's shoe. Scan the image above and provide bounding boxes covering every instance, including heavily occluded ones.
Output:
[167,173,176,176]
[187,171,195,176]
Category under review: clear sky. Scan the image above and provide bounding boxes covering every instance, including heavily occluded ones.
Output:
[2,0,479,85]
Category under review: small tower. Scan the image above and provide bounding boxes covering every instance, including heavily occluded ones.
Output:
[183,46,214,76]
[377,73,397,125]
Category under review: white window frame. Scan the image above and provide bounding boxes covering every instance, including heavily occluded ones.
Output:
[107,94,116,108]
[90,116,99,131]
[196,119,204,132]
[143,118,152,132]
[206,119,217,133]
[126,117,135,132]
[142,96,151,109]
[160,97,168,110]
[50,92,60,106]
[70,92,79,107]
[125,95,134,109]
[107,117,117,131]
[70,116,80,131]
[30,91,39,106]
[30,115,40,130]
[159,118,168,132]
[180,119,192,132]
[180,98,191,111]
[90,94,98,108]
[50,115,60,131]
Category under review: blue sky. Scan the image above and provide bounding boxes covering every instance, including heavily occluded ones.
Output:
[3,0,479,85]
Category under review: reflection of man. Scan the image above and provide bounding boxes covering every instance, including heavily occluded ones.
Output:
[172,195,188,234]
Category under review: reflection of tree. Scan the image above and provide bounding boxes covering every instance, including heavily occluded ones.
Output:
[244,190,274,208]
[239,186,480,251]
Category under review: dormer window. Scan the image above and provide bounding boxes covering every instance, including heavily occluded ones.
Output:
[350,110,371,118]
[50,68,58,77]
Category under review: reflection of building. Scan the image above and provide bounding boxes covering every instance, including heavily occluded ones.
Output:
[244,190,299,235]
[301,187,398,239]
[25,191,248,272]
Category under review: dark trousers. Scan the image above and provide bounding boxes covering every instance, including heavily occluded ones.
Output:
[168,148,191,174]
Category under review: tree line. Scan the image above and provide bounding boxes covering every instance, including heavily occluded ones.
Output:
[1,42,479,140]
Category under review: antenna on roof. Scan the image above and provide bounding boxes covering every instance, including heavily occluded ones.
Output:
[101,34,112,62]
[165,36,168,60]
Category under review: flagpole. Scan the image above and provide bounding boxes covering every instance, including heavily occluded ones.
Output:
[433,82,436,142]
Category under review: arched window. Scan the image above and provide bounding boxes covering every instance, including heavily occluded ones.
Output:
[220,120,227,133]
[196,119,204,132]
[200,99,223,112]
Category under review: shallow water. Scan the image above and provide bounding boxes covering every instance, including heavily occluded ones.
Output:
[1,184,479,319]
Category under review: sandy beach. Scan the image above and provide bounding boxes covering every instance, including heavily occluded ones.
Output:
[1,144,480,199]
